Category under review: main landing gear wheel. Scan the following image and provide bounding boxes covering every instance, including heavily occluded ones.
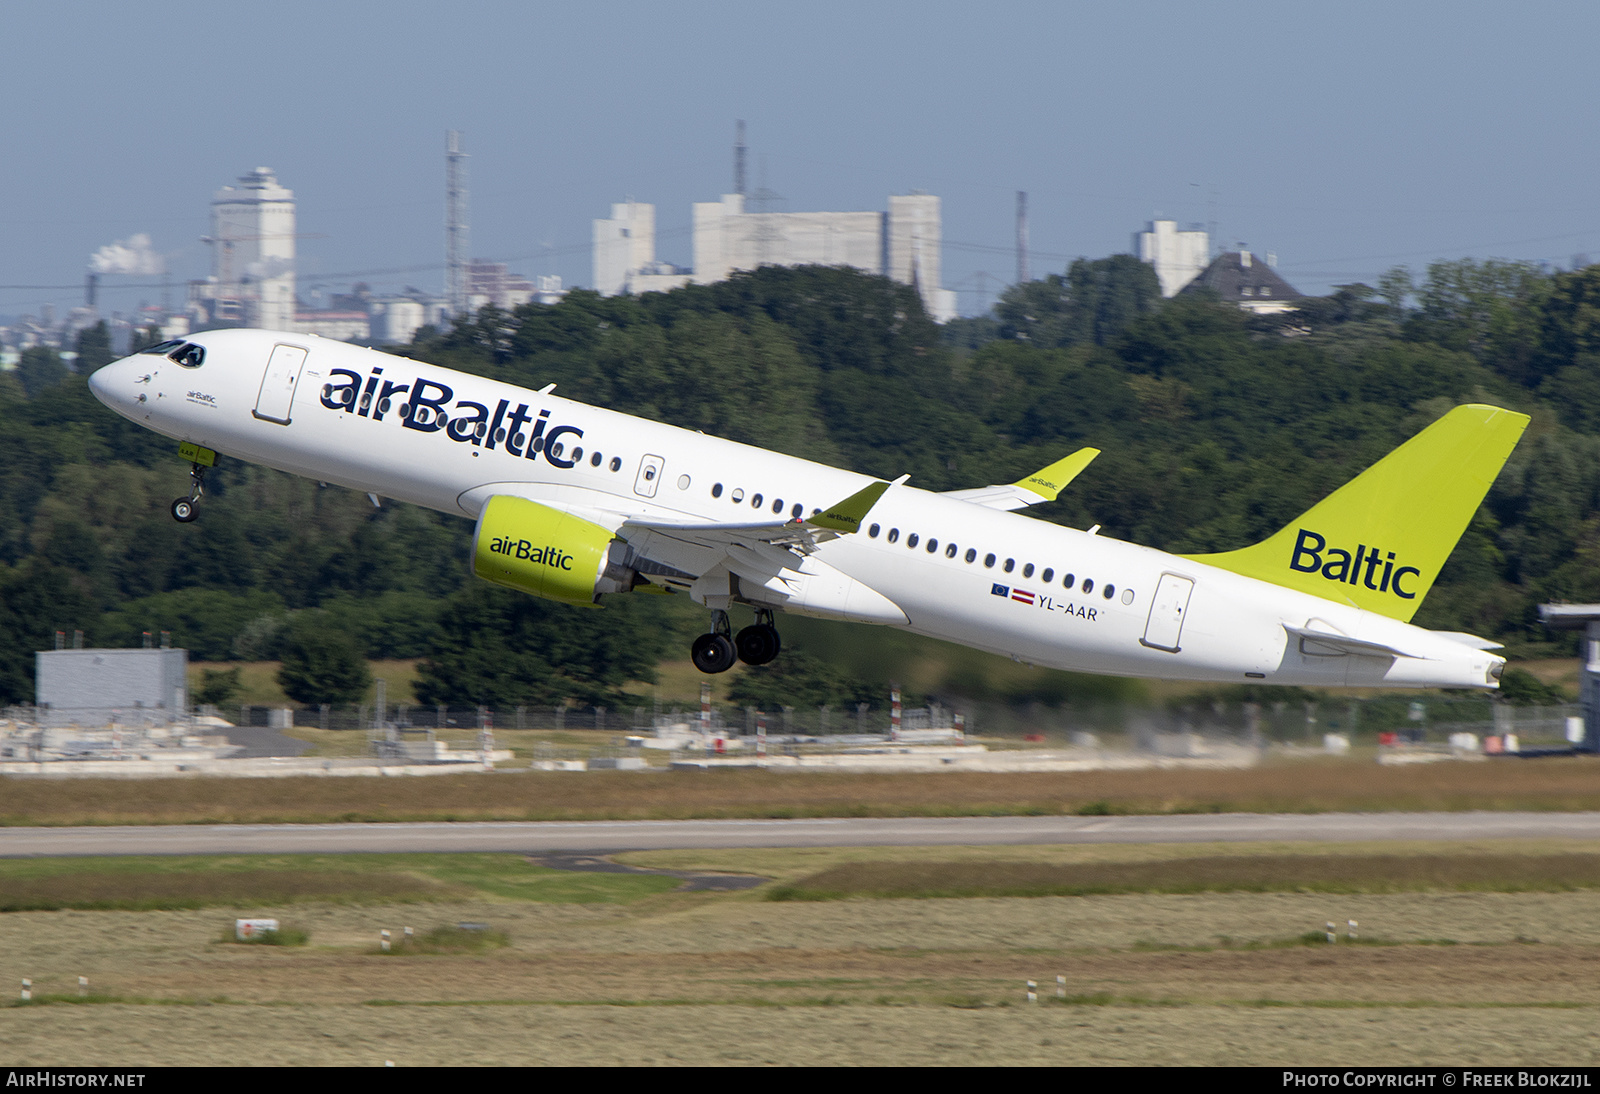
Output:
[170,498,198,523]
[691,632,737,674]
[736,612,781,666]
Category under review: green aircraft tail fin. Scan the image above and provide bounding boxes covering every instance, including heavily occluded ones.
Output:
[1186,404,1529,622]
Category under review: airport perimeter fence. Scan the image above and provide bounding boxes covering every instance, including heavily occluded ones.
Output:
[214,695,1583,749]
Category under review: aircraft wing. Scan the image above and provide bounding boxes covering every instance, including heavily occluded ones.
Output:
[620,478,896,555]
[942,448,1099,511]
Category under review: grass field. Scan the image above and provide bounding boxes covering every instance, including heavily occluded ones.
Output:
[1,843,1599,1065]
[4,755,1600,826]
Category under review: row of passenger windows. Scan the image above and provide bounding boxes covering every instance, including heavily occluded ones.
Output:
[865,522,1133,604]
[710,482,817,521]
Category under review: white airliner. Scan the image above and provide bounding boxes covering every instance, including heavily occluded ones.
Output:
[89,329,1527,689]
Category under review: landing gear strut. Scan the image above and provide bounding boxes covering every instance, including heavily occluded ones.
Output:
[171,462,206,523]
[736,609,781,666]
[690,609,737,674]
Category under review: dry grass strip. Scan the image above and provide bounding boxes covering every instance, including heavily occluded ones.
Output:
[5,758,1600,826]
[768,853,1600,900]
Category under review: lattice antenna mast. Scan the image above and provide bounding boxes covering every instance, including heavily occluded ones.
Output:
[446,131,470,318]
[1015,190,1030,284]
[734,120,747,197]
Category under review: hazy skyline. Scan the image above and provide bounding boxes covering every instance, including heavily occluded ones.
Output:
[4,0,1597,320]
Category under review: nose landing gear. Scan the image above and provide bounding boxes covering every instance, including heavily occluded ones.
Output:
[171,461,207,523]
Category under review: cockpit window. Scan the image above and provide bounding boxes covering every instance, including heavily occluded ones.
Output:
[140,339,187,355]
[170,344,204,368]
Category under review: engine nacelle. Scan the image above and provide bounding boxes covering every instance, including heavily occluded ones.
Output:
[472,495,638,606]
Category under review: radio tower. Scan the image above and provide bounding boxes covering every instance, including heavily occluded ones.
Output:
[1015,190,1030,284]
[445,130,470,318]
[734,120,747,197]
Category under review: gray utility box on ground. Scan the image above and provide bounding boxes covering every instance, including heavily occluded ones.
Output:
[35,648,189,726]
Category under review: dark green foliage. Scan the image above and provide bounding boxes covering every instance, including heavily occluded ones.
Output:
[412,584,673,708]
[727,649,880,712]
[276,617,373,706]
[73,321,114,372]
[3,258,1600,699]
[194,666,242,707]
[1495,667,1569,705]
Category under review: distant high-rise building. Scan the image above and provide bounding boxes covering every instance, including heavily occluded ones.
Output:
[595,191,957,322]
[206,168,296,329]
[1136,219,1209,297]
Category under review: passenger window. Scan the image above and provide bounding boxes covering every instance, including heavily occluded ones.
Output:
[964,548,976,563]
[1042,568,1054,583]
[869,524,880,538]
[926,538,938,553]
[945,543,958,559]
[791,503,803,519]
[1082,578,1094,593]
[907,533,920,548]
[609,457,621,472]
[572,447,584,463]
[712,483,723,497]
[591,451,603,467]
[752,493,764,508]
[1103,583,1116,599]
[732,488,745,503]
[984,553,996,568]
[1003,559,1015,573]
[888,529,900,544]
[772,498,783,513]
[1022,563,1034,578]
[1062,572,1075,588]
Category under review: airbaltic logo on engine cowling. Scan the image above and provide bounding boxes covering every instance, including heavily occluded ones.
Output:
[1288,529,1422,599]
[490,536,574,571]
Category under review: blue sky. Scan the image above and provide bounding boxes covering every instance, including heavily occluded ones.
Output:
[4,0,1597,318]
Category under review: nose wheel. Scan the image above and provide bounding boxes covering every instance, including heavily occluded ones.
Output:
[171,461,207,523]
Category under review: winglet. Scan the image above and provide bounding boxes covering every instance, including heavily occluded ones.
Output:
[1013,447,1100,501]
[810,480,892,533]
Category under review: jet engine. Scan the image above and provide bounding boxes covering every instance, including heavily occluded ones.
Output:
[471,495,640,606]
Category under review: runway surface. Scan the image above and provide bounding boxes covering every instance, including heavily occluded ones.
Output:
[3,812,1600,856]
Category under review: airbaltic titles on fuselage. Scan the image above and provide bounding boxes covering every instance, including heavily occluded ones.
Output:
[320,367,583,467]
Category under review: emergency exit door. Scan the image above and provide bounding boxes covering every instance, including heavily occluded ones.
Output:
[1140,573,1195,653]
[253,343,308,424]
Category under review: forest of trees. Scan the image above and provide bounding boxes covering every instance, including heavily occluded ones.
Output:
[2,257,1597,707]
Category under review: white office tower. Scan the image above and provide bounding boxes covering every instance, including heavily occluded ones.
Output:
[597,191,957,322]
[593,202,691,297]
[211,168,296,329]
[1136,219,1210,297]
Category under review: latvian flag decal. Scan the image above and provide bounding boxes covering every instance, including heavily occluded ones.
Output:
[1011,587,1036,605]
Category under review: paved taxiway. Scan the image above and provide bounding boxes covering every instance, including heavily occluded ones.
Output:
[4,812,1600,857]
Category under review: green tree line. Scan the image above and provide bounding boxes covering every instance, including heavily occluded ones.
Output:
[1,260,1597,707]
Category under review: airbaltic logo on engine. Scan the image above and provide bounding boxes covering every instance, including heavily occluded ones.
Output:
[489,537,574,571]
[319,366,584,468]
[1289,529,1421,599]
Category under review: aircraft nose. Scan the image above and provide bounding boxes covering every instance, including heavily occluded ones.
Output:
[88,356,144,415]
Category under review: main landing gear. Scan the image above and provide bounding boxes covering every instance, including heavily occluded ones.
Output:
[691,609,782,674]
[171,462,207,523]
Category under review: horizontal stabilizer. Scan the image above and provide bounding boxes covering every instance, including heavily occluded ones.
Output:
[1284,624,1433,660]
[943,448,1099,512]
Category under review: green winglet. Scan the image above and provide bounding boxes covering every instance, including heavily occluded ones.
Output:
[810,480,892,533]
[1013,447,1100,500]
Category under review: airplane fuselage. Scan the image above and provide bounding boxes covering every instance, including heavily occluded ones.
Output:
[89,329,1505,690]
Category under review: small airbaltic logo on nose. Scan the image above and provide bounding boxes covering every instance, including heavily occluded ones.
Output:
[1289,529,1421,599]
[490,537,573,571]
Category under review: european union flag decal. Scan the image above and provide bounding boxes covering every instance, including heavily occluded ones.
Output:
[991,584,1009,597]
